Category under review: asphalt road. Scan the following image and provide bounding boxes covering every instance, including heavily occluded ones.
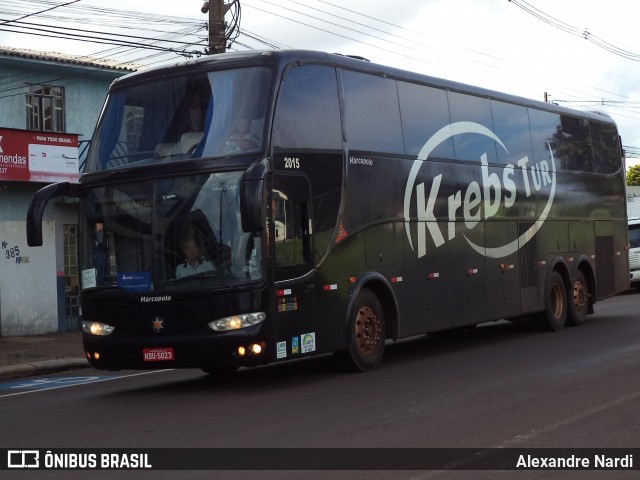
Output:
[1,292,639,480]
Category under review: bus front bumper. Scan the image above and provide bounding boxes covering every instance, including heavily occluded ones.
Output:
[82,330,270,371]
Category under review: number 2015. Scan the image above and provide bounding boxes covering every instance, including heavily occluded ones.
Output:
[284,157,300,169]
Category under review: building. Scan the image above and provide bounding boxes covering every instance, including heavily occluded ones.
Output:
[0,46,138,336]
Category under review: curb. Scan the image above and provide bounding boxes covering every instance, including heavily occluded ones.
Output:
[0,358,90,381]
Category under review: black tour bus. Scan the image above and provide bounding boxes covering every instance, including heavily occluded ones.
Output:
[27,50,629,374]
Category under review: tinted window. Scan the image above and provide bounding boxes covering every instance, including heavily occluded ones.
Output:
[272,65,342,263]
[561,116,593,172]
[86,67,271,172]
[398,81,454,160]
[590,121,621,174]
[342,71,404,154]
[528,109,563,169]
[272,65,342,150]
[447,92,497,163]
[490,100,533,165]
[272,174,313,281]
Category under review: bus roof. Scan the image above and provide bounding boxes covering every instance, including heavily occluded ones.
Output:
[111,49,617,127]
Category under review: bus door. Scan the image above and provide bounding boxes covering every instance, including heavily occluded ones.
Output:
[271,173,317,358]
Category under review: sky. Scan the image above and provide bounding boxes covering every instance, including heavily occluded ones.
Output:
[2,0,640,167]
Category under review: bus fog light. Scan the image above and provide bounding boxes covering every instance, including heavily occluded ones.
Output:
[237,346,246,356]
[82,321,115,336]
[209,312,266,331]
[250,343,262,355]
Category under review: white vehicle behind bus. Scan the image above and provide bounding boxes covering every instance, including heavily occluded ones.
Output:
[628,196,640,290]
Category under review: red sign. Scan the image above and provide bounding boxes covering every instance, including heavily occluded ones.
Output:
[0,128,79,183]
[143,348,174,362]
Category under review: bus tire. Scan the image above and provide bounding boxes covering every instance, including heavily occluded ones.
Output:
[532,270,567,332]
[567,270,589,326]
[335,288,385,372]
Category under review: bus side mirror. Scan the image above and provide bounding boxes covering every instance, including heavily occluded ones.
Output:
[27,182,80,246]
[240,159,268,233]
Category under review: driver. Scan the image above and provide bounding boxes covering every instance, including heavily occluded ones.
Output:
[175,238,214,278]
[225,118,259,152]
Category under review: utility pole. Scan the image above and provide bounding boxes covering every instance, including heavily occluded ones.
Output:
[208,0,225,54]
[201,0,237,55]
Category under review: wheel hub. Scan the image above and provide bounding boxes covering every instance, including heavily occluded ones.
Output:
[573,281,588,312]
[355,306,381,355]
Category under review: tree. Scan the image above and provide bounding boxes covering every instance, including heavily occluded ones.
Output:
[628,164,640,186]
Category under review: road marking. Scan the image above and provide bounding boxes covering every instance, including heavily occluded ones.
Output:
[1,376,106,390]
[0,370,172,398]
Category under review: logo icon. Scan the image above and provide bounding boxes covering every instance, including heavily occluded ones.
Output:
[403,121,557,259]
[151,317,164,333]
[8,450,39,468]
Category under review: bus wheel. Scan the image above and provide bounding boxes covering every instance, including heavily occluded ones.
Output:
[532,271,567,332]
[335,288,385,372]
[567,270,589,326]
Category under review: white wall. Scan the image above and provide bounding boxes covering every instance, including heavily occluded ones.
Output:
[0,220,58,336]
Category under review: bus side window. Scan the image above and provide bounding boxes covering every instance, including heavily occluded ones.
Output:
[590,121,621,174]
[490,100,533,166]
[398,81,454,159]
[341,70,404,155]
[272,174,313,281]
[448,91,498,163]
[561,116,593,172]
[528,109,563,170]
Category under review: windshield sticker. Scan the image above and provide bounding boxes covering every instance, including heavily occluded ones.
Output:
[277,294,298,312]
[81,268,97,289]
[403,121,556,259]
[116,272,151,292]
[277,341,287,359]
[301,332,316,353]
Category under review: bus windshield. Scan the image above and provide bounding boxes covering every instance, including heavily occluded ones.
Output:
[84,66,272,172]
[79,171,263,293]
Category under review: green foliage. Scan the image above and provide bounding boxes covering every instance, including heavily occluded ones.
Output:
[628,164,640,186]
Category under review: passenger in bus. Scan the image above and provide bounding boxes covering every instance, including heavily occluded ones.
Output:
[225,118,259,152]
[175,238,215,278]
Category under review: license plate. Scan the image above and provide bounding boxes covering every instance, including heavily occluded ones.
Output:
[143,347,174,362]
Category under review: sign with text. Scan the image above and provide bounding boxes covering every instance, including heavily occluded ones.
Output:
[0,128,79,183]
[1,448,639,471]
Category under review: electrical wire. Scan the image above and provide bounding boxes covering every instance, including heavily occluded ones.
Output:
[509,0,640,61]
[3,0,640,153]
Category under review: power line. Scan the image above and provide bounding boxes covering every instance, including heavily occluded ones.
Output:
[509,0,640,62]
[2,0,209,62]
[0,18,205,50]
[1,0,80,25]
[4,0,640,133]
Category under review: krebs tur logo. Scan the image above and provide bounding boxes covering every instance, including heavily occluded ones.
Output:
[403,121,557,259]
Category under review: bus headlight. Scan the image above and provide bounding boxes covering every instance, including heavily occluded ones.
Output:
[208,312,266,331]
[82,321,115,336]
